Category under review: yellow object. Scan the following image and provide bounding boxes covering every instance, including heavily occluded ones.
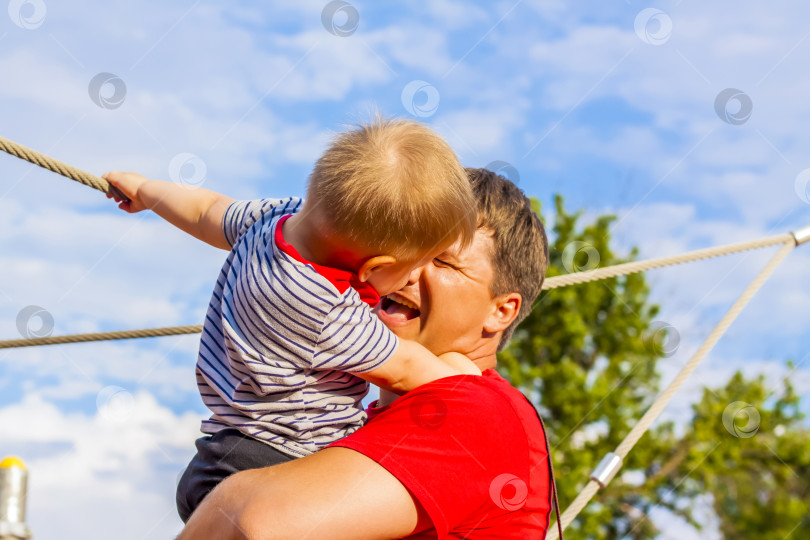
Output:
[0,456,27,470]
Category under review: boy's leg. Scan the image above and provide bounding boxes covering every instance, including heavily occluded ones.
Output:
[176,429,295,522]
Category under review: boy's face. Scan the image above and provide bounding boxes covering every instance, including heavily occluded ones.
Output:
[375,229,505,363]
[365,246,448,297]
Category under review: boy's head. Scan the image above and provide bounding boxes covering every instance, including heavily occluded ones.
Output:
[305,116,476,295]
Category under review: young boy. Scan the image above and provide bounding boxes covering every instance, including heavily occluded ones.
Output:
[103,117,480,522]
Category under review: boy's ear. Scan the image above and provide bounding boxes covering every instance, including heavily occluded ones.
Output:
[357,255,397,282]
[483,293,521,334]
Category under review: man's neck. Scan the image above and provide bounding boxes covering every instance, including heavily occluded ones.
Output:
[466,345,498,371]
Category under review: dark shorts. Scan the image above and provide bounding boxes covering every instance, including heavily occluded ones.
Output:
[176,429,295,522]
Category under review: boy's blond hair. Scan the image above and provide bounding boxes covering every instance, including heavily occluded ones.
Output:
[307,117,476,260]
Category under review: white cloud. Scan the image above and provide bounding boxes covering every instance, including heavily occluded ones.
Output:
[0,392,200,540]
[540,124,668,173]
[530,25,637,76]
[438,106,528,159]
[0,338,200,396]
[608,199,808,340]
[0,200,223,331]
[367,25,453,76]
[0,49,87,115]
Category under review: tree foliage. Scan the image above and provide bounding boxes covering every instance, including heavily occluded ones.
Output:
[499,195,809,539]
[685,369,810,539]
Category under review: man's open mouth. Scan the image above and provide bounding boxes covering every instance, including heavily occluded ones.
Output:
[380,294,420,321]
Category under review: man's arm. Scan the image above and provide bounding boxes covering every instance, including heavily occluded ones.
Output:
[178,447,431,540]
[356,342,481,395]
[103,171,236,250]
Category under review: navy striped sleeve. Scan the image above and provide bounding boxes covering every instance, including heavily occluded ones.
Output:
[313,292,399,373]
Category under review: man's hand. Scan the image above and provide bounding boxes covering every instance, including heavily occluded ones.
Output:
[438,351,482,376]
[103,171,151,213]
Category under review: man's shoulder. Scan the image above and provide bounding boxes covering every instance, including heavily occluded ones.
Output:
[384,370,541,433]
[407,370,531,411]
[334,369,553,538]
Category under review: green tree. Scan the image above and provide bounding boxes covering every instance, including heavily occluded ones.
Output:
[499,195,809,539]
[679,370,810,539]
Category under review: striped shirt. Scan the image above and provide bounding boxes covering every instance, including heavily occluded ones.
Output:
[195,197,399,458]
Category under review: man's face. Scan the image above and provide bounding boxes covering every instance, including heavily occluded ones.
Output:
[364,242,452,298]
[376,229,501,361]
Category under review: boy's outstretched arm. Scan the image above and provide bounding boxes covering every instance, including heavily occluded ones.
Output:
[356,340,481,395]
[104,171,235,250]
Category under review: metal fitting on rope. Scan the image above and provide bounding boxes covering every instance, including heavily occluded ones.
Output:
[792,225,810,246]
[0,457,32,540]
[589,452,622,489]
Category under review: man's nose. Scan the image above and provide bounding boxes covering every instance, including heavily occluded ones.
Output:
[405,264,423,285]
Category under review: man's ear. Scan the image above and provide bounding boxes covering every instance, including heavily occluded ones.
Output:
[483,293,521,334]
[357,255,397,282]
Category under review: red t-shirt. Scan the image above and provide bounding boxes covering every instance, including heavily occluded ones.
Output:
[330,369,553,539]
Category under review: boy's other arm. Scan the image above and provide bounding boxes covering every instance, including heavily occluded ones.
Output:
[356,340,481,395]
[104,171,236,250]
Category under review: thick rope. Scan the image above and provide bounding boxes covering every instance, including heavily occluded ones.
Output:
[0,232,798,350]
[544,240,795,540]
[543,233,794,290]
[0,325,202,349]
[0,135,129,201]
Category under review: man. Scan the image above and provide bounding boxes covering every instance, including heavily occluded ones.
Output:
[178,168,557,539]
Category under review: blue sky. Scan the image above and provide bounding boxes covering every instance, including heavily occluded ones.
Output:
[1,1,809,538]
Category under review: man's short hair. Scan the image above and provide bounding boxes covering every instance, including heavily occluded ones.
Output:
[466,168,549,351]
[307,117,476,260]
